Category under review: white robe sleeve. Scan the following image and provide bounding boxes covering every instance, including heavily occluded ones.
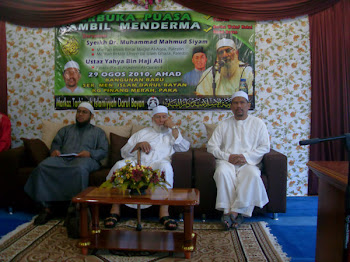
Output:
[173,131,190,152]
[242,122,270,165]
[120,128,190,160]
[207,123,231,161]
[120,132,141,159]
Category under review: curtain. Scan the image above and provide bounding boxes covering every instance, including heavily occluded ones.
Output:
[0,0,121,27]
[174,0,339,21]
[0,0,338,26]
[307,0,350,195]
[0,21,6,115]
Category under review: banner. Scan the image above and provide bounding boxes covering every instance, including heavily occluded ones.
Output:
[55,11,255,110]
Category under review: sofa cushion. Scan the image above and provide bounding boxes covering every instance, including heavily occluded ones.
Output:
[204,123,217,141]
[109,132,129,166]
[42,120,133,147]
[131,124,147,135]
[42,120,65,148]
[96,124,132,144]
[21,138,49,165]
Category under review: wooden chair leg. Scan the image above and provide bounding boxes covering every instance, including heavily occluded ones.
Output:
[136,204,142,231]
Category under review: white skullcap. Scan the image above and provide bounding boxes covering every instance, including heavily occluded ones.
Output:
[216,38,236,50]
[152,105,168,116]
[231,91,249,102]
[64,61,80,71]
[78,102,94,114]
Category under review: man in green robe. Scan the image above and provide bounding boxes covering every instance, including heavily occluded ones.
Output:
[24,102,108,225]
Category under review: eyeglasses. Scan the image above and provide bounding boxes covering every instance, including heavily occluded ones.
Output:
[217,48,235,56]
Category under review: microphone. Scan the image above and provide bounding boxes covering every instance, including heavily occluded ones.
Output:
[195,59,225,93]
[215,60,225,73]
[299,138,322,145]
[218,60,225,67]
[299,134,349,146]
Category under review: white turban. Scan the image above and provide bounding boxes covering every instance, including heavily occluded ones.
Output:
[78,102,94,114]
[64,61,80,71]
[231,91,249,102]
[152,105,168,116]
[216,38,236,50]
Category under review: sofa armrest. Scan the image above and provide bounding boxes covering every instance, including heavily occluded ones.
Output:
[192,148,220,217]
[0,146,25,176]
[172,150,193,188]
[0,147,26,206]
[193,148,216,193]
[193,148,216,178]
[262,149,287,213]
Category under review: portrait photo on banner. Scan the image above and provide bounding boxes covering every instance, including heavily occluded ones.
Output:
[54,11,255,111]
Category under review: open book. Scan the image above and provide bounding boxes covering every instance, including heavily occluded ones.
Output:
[59,153,78,157]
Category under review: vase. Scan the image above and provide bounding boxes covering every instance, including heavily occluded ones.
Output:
[129,187,148,195]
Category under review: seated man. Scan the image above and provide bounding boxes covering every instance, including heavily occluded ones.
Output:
[24,102,108,225]
[207,91,270,230]
[105,105,190,230]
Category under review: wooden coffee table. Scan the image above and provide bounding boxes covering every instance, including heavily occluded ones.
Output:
[72,187,200,259]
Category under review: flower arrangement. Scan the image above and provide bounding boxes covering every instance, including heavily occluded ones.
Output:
[100,161,170,194]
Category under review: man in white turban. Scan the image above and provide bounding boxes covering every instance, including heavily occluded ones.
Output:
[207,91,270,230]
[60,61,85,94]
[196,38,254,96]
[104,105,190,230]
[24,102,108,225]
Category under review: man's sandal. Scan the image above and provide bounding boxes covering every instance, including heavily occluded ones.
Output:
[221,214,234,231]
[159,216,178,230]
[104,214,120,228]
[231,214,244,229]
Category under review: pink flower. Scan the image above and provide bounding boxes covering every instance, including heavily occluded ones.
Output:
[150,175,159,184]
[132,169,143,182]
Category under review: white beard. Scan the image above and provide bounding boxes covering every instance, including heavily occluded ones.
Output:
[152,121,169,133]
[220,58,239,79]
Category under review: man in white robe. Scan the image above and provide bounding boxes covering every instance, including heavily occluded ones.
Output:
[24,102,108,225]
[105,105,190,230]
[196,38,254,96]
[207,91,270,230]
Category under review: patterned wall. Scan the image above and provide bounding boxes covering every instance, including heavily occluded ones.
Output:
[6,1,311,196]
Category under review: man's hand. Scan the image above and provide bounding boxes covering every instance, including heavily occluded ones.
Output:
[51,150,61,157]
[163,118,175,129]
[76,151,91,158]
[228,154,247,165]
[164,117,179,139]
[131,142,151,154]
